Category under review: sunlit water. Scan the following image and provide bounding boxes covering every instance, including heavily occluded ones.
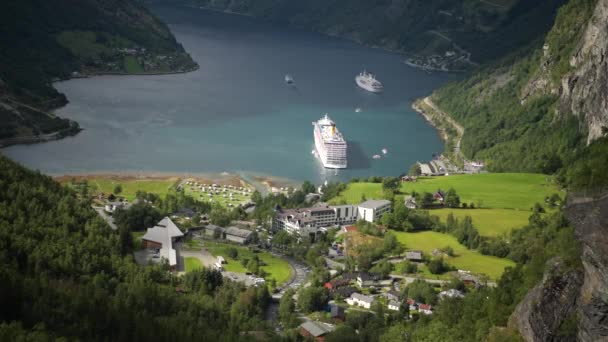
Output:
[2,4,458,183]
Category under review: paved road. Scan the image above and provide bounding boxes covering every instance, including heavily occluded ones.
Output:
[273,254,309,299]
[423,96,464,157]
[93,206,117,230]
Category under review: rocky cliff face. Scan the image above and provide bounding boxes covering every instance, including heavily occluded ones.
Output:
[508,259,583,342]
[509,193,608,342]
[524,0,608,144]
[561,0,608,144]
[566,193,608,341]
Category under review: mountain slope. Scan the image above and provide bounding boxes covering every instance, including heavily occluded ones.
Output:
[155,0,567,69]
[0,0,197,145]
[429,0,607,188]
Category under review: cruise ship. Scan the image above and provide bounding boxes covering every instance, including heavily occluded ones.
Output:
[313,114,347,169]
[355,71,383,93]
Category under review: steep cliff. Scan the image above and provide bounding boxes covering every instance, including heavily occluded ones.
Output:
[508,193,608,342]
[566,193,608,341]
[560,0,608,144]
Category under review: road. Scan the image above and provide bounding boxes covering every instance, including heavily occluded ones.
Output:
[273,254,309,299]
[93,206,117,230]
[423,96,464,157]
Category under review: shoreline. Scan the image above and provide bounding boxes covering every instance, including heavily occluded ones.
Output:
[412,96,464,159]
[51,170,302,194]
[0,65,200,149]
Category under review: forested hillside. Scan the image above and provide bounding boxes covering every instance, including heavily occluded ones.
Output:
[156,0,567,67]
[431,0,608,189]
[0,0,197,144]
[0,155,275,341]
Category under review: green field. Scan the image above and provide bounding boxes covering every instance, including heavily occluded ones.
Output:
[123,55,144,73]
[331,173,559,210]
[184,257,203,272]
[432,208,530,237]
[204,242,292,285]
[394,231,515,280]
[86,178,178,201]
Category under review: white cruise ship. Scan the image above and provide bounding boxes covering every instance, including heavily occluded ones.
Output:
[313,114,347,169]
[355,71,383,93]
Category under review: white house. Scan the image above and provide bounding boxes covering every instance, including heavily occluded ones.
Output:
[439,289,465,300]
[346,293,375,309]
[141,217,184,270]
[357,200,392,223]
[388,300,401,311]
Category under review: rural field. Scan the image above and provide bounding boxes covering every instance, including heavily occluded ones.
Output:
[204,242,292,285]
[394,231,515,280]
[432,208,531,237]
[331,173,559,211]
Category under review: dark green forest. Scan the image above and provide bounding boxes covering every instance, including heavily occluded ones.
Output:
[0,156,275,341]
[158,0,567,64]
[0,0,197,140]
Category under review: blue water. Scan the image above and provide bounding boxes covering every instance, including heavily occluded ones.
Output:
[1,4,457,183]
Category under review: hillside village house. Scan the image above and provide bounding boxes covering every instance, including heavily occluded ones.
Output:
[346,293,375,309]
[405,250,424,262]
[388,300,401,311]
[224,226,253,244]
[272,199,392,237]
[141,217,184,270]
[299,321,335,342]
[204,224,224,238]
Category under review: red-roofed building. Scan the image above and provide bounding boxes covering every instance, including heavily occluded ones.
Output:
[343,225,357,233]
[418,304,433,315]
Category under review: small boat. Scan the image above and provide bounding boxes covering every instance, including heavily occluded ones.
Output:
[382,148,388,154]
[355,108,362,113]
[285,74,294,84]
[372,154,381,159]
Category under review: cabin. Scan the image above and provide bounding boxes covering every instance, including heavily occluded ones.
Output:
[388,300,401,311]
[205,224,225,238]
[299,321,335,342]
[405,250,424,262]
[224,226,253,244]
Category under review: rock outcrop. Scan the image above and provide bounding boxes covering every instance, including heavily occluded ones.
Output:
[560,0,608,144]
[566,193,608,341]
[509,193,608,342]
[508,259,583,342]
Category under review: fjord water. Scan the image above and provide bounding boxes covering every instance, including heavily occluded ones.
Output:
[2,4,456,183]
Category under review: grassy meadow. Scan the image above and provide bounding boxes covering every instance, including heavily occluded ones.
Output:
[204,242,292,285]
[184,257,203,272]
[432,208,530,237]
[394,231,515,280]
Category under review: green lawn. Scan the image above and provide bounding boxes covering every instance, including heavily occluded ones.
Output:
[394,231,515,280]
[184,257,203,272]
[331,173,559,211]
[124,55,144,73]
[204,242,293,285]
[86,178,178,201]
[431,208,531,237]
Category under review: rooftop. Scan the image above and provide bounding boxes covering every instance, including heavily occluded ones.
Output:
[359,199,391,210]
[141,217,183,267]
[225,226,253,239]
[300,321,335,337]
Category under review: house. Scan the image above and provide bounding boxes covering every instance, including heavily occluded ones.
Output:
[457,270,479,285]
[439,289,465,299]
[384,290,400,302]
[418,304,433,315]
[104,201,127,213]
[224,226,253,244]
[401,175,417,182]
[205,224,224,238]
[388,300,401,311]
[356,273,381,287]
[405,250,424,262]
[299,321,335,342]
[407,298,418,311]
[357,200,392,223]
[346,293,375,309]
[434,190,446,204]
[141,217,184,270]
[329,304,346,321]
[324,278,351,290]
[404,195,417,209]
[329,286,357,299]
[419,163,433,176]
